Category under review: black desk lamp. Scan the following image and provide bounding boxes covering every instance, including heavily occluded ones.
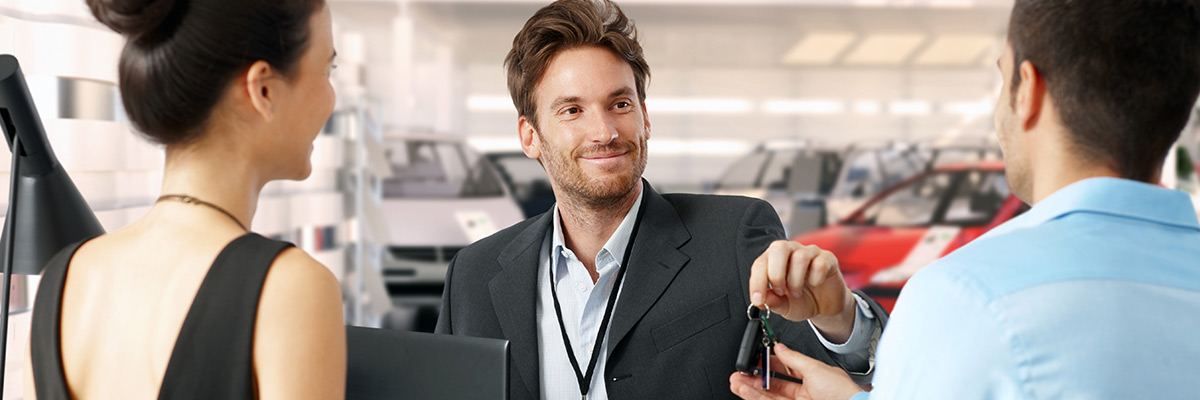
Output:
[0,54,105,394]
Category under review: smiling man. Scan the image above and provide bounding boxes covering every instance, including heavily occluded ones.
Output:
[434,1,885,399]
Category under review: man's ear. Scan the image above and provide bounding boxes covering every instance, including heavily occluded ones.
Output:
[1016,60,1046,132]
[519,115,541,160]
[244,60,280,121]
[641,101,651,141]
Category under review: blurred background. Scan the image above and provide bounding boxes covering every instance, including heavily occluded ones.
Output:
[2,0,1199,397]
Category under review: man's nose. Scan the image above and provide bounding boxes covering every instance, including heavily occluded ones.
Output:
[586,112,619,144]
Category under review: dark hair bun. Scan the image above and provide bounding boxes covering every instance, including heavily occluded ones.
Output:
[86,0,178,39]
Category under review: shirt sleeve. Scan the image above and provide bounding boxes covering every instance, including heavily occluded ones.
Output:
[864,264,1025,399]
[810,293,877,374]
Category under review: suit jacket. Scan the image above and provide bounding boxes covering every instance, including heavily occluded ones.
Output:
[435,183,887,399]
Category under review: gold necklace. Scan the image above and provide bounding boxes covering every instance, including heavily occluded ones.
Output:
[156,194,248,232]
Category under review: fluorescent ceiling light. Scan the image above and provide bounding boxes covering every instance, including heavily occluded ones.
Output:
[781,33,856,65]
[913,35,995,66]
[763,100,844,114]
[944,99,993,117]
[889,101,931,115]
[645,98,753,114]
[468,137,522,152]
[843,34,927,65]
[853,101,882,115]
[467,96,516,112]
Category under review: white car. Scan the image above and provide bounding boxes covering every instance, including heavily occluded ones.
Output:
[380,135,525,331]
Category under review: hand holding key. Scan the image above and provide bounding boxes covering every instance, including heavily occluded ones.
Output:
[749,240,856,341]
[729,342,861,400]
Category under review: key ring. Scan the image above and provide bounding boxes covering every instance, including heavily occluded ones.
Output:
[746,303,771,320]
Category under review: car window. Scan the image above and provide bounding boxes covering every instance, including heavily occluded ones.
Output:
[383,140,505,198]
[760,150,797,190]
[716,151,771,190]
[855,171,957,227]
[832,147,930,199]
[942,171,1010,226]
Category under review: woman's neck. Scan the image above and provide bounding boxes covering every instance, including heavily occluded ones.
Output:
[158,136,266,230]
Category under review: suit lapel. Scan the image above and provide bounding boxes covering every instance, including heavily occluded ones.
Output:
[489,211,552,398]
[607,183,692,355]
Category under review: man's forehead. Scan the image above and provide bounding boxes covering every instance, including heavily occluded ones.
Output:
[533,47,638,106]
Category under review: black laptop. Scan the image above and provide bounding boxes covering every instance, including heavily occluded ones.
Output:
[346,326,509,400]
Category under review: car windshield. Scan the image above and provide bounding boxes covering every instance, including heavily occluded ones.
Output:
[715,151,771,190]
[831,147,930,200]
[382,140,505,198]
[848,170,1009,227]
[759,150,843,195]
[716,149,841,194]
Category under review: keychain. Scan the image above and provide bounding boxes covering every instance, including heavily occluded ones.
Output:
[759,306,778,390]
[740,303,801,389]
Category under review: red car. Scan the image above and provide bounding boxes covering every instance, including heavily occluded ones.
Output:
[792,161,1028,312]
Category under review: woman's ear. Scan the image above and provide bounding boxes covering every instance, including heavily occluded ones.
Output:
[244,60,280,121]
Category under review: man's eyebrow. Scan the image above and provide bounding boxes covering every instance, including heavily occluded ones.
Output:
[549,96,582,111]
[610,87,634,98]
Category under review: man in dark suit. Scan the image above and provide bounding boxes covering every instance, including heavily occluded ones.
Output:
[435,1,885,399]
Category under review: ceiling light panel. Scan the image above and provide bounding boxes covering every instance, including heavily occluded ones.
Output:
[913,35,996,66]
[781,33,856,66]
[842,34,927,65]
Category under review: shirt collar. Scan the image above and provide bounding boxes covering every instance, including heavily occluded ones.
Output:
[988,177,1200,237]
[551,187,646,269]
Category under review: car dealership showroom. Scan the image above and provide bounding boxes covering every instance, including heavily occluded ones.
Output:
[2,0,1198,398]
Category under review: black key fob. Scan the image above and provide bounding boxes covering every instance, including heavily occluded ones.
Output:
[735,314,764,374]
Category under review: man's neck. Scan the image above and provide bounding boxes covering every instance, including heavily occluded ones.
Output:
[556,183,642,282]
[1027,133,1126,204]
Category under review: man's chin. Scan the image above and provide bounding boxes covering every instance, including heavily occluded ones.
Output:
[573,175,640,203]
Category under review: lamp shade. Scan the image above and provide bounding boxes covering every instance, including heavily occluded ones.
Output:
[0,54,105,275]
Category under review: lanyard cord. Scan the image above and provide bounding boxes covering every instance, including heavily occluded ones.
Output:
[548,193,647,398]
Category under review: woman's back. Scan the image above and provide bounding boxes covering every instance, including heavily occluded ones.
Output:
[30,205,345,399]
[24,0,343,396]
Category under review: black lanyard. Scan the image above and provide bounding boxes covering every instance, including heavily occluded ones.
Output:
[548,193,647,399]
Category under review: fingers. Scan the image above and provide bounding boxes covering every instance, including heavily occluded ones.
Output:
[749,251,769,307]
[729,373,793,400]
[766,241,792,297]
[808,250,839,288]
[771,343,823,377]
[786,246,818,296]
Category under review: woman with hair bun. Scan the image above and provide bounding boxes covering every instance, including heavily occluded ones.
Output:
[22,0,345,398]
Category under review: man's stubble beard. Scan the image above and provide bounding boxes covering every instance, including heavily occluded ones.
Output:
[539,133,648,210]
[997,105,1033,203]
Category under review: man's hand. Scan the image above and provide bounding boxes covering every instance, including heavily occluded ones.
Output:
[728,343,861,400]
[749,240,855,342]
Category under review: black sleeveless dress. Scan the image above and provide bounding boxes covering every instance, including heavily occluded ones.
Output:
[29,233,293,399]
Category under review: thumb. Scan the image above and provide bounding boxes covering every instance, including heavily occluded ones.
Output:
[772,343,825,376]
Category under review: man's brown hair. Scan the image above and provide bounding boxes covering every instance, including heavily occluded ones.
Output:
[1008,0,1200,182]
[505,0,650,129]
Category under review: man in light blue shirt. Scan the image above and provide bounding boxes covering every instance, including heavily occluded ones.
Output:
[731,0,1200,398]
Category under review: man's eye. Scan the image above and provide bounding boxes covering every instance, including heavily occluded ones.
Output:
[564,107,580,115]
[615,102,630,109]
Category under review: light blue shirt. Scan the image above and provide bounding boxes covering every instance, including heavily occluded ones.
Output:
[856,178,1200,399]
[536,189,876,400]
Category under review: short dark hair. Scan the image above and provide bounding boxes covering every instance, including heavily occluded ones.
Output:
[505,0,649,129]
[1008,0,1200,182]
[87,0,325,145]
